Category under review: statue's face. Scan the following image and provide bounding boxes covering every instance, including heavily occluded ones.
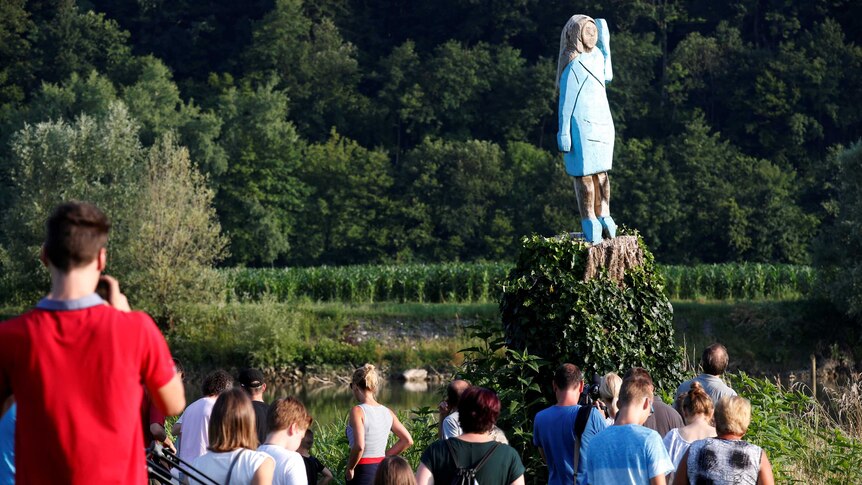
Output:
[582,22,598,50]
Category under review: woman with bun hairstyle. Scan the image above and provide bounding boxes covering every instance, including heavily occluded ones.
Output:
[192,388,275,484]
[346,364,413,485]
[663,381,717,469]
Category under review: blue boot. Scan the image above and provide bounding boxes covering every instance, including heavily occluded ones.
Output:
[599,216,617,239]
[581,218,602,245]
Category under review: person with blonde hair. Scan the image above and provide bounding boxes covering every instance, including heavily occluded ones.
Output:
[673,396,774,485]
[373,456,416,485]
[259,397,313,485]
[346,364,413,485]
[597,372,622,424]
[193,388,275,484]
[662,381,716,479]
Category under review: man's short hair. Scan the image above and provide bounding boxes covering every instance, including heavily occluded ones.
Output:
[702,343,729,375]
[623,366,655,386]
[553,363,583,391]
[267,397,312,432]
[44,202,111,271]
[202,369,234,396]
[458,387,500,434]
[714,396,751,435]
[619,375,654,407]
[446,379,470,409]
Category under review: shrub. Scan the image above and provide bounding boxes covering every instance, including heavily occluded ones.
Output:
[500,233,684,390]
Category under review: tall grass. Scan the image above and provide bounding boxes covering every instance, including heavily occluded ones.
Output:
[224,263,815,304]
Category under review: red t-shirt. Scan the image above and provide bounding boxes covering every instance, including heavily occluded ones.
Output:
[0,302,176,484]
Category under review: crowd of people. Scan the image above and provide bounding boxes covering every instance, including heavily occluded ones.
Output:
[0,202,775,485]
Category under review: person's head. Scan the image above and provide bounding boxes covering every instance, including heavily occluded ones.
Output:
[41,202,111,274]
[238,368,266,398]
[622,366,655,387]
[202,369,234,397]
[351,363,380,395]
[680,381,714,422]
[458,386,500,434]
[299,429,314,452]
[619,372,655,425]
[208,388,258,452]
[172,358,185,381]
[702,343,730,376]
[445,379,470,410]
[372,456,416,485]
[599,372,622,414]
[553,363,584,393]
[714,396,751,436]
[266,397,312,451]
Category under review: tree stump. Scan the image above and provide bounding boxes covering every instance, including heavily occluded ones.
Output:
[584,235,644,283]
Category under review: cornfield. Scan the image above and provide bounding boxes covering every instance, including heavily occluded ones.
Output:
[224,263,815,303]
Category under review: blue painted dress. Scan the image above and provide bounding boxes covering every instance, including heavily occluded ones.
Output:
[557,47,615,177]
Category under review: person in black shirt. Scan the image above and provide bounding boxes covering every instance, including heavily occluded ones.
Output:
[299,430,333,485]
[238,368,269,443]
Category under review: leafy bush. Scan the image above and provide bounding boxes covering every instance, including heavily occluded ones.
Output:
[500,233,684,390]
[729,372,862,483]
[814,141,862,321]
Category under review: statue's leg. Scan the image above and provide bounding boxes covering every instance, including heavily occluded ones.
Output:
[574,177,602,244]
[594,172,617,239]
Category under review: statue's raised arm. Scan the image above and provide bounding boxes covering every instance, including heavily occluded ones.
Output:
[556,15,617,244]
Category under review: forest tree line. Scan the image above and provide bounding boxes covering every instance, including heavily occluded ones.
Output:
[1,0,860,269]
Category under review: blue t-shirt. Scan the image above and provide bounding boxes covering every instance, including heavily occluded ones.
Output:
[585,424,674,485]
[533,405,607,485]
[0,403,15,485]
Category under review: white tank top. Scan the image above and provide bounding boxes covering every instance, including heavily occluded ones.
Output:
[346,403,393,458]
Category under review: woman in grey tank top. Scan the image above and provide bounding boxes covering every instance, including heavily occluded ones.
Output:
[345,364,414,485]
[673,396,774,485]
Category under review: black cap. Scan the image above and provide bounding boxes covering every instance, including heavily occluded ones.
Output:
[238,368,265,389]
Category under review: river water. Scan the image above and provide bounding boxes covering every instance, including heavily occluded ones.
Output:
[185,380,444,427]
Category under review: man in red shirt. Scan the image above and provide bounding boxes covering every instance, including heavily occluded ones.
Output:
[0,202,185,484]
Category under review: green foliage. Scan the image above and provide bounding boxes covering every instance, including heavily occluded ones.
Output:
[662,263,815,300]
[226,263,511,304]
[500,234,684,390]
[2,102,142,300]
[291,131,394,265]
[814,141,862,320]
[124,133,228,318]
[213,80,306,265]
[729,373,862,483]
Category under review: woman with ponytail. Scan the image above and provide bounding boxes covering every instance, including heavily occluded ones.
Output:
[663,381,717,469]
[597,372,622,424]
[345,364,413,485]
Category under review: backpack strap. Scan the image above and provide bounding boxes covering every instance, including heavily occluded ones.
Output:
[572,406,593,483]
[223,448,245,485]
[472,441,500,474]
[445,438,463,469]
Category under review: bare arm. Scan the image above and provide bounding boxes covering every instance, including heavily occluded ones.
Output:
[151,373,186,416]
[251,456,274,485]
[415,463,434,485]
[386,410,414,456]
[345,406,365,481]
[510,476,525,485]
[758,451,775,485]
[537,446,546,464]
[317,466,333,485]
[649,474,667,485]
[672,450,689,485]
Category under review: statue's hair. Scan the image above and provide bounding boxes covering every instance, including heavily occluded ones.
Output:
[556,15,598,89]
